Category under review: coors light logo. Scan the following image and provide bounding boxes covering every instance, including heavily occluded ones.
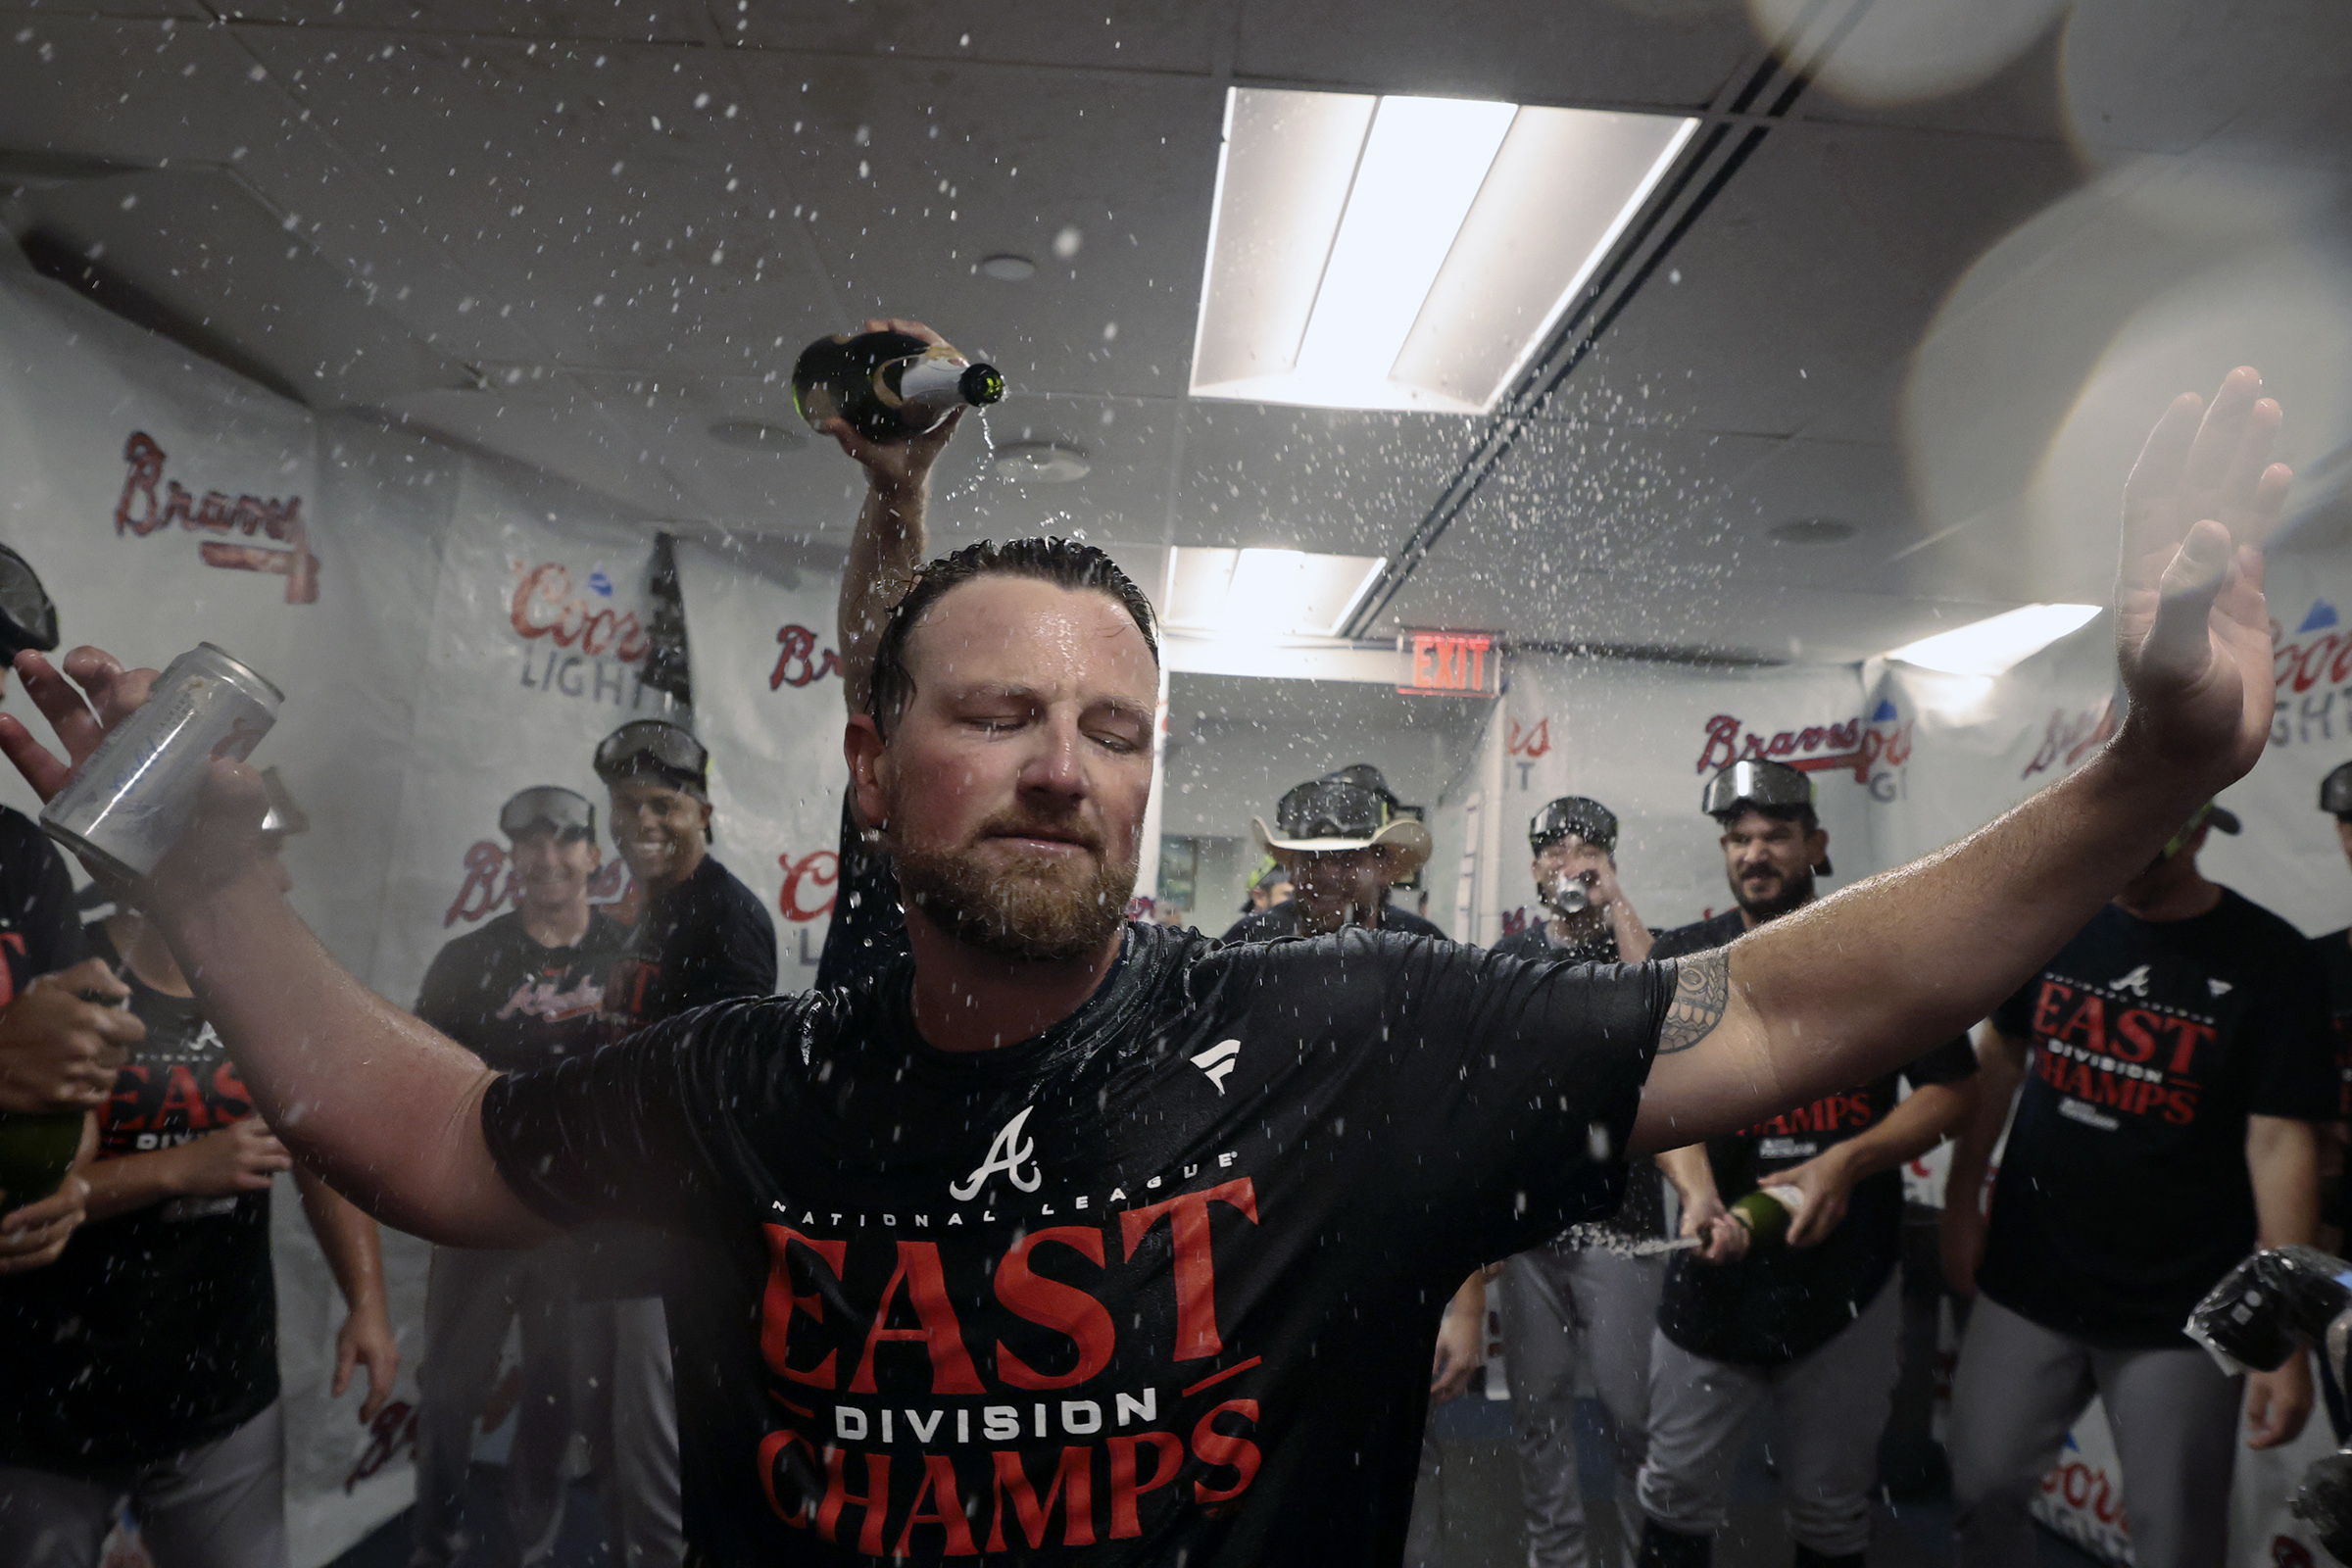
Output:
[508,557,666,711]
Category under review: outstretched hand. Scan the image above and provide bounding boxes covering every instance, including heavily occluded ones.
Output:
[0,648,277,912]
[2114,367,2293,788]
[817,316,965,493]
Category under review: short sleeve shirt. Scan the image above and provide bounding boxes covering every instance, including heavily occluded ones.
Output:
[478,921,1672,1567]
[416,909,628,1073]
[1981,891,2336,1348]
[0,925,276,1469]
[0,807,86,1002]
[600,855,776,1041]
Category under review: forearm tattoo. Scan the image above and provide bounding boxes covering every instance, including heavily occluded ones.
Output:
[1658,951,1729,1055]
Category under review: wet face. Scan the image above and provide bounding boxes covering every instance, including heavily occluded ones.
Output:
[857,575,1157,962]
[1718,808,1823,920]
[1533,836,1609,911]
[1284,848,1393,922]
[608,778,710,889]
[510,827,599,917]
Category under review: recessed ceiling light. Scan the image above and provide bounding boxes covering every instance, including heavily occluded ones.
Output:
[980,254,1037,282]
[1769,517,1858,544]
[1164,547,1389,638]
[707,419,806,452]
[1191,88,1696,414]
[992,441,1091,483]
[1885,604,2102,675]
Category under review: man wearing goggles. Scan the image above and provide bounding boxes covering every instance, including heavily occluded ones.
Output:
[1941,798,2329,1568]
[586,720,775,1568]
[1639,760,1977,1568]
[1221,765,1443,943]
[410,786,625,1568]
[1486,798,1660,1568]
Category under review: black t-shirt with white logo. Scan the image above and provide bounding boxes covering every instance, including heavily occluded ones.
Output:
[478,921,1670,1567]
[600,854,777,1040]
[1493,921,1669,1246]
[416,908,629,1073]
[0,806,86,1004]
[0,925,275,1469]
[1983,891,2336,1348]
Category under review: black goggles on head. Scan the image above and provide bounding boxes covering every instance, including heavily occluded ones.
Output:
[2325,761,2352,819]
[500,785,597,844]
[1531,797,1618,855]
[1276,778,1388,841]
[593,720,709,791]
[0,542,60,662]
[1702,760,1814,819]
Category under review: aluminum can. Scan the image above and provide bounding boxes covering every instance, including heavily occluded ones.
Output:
[40,643,282,881]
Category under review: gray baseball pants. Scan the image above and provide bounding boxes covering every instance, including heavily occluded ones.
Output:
[1947,1294,2240,1568]
[412,1243,577,1566]
[1636,1277,1901,1557]
[0,1401,288,1568]
[1495,1245,1664,1568]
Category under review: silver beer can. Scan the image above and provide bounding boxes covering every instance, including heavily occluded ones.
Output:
[40,643,283,881]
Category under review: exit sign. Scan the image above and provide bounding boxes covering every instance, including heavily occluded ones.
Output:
[1398,629,1500,698]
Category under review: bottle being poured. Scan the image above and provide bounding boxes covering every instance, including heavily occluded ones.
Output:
[792,328,1005,442]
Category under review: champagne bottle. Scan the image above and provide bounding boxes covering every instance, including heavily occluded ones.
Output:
[792,330,1004,441]
[0,1109,84,1208]
[1728,1183,1806,1248]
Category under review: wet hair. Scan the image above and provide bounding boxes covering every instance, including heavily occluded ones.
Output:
[868,537,1160,735]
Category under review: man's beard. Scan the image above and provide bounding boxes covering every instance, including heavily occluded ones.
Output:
[1732,864,1814,922]
[890,810,1136,962]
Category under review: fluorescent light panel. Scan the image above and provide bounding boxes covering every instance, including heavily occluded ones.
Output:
[1163,547,1388,638]
[1885,604,2102,676]
[1191,88,1697,414]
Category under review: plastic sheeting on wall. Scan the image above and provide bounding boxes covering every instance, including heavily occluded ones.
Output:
[667,537,851,984]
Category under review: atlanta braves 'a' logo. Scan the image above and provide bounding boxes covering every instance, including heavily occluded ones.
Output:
[949,1105,1043,1200]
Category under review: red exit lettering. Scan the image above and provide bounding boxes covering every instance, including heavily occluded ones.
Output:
[1399,631,1497,698]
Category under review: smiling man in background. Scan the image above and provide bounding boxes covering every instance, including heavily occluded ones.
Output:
[584,720,777,1568]
[410,785,626,1568]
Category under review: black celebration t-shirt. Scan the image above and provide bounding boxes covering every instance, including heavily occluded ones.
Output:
[600,854,777,1041]
[0,806,86,1004]
[1492,921,1669,1246]
[0,925,276,1469]
[478,921,1671,1567]
[416,908,629,1073]
[1982,891,2336,1348]
[1654,1035,1975,1366]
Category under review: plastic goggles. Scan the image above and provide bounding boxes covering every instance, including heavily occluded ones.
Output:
[1701,760,1814,818]
[593,720,708,791]
[1531,797,1618,854]
[0,542,60,661]
[500,785,598,844]
[1276,778,1388,841]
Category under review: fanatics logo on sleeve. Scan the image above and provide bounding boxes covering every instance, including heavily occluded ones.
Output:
[950,1105,1043,1200]
[1190,1039,1242,1095]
